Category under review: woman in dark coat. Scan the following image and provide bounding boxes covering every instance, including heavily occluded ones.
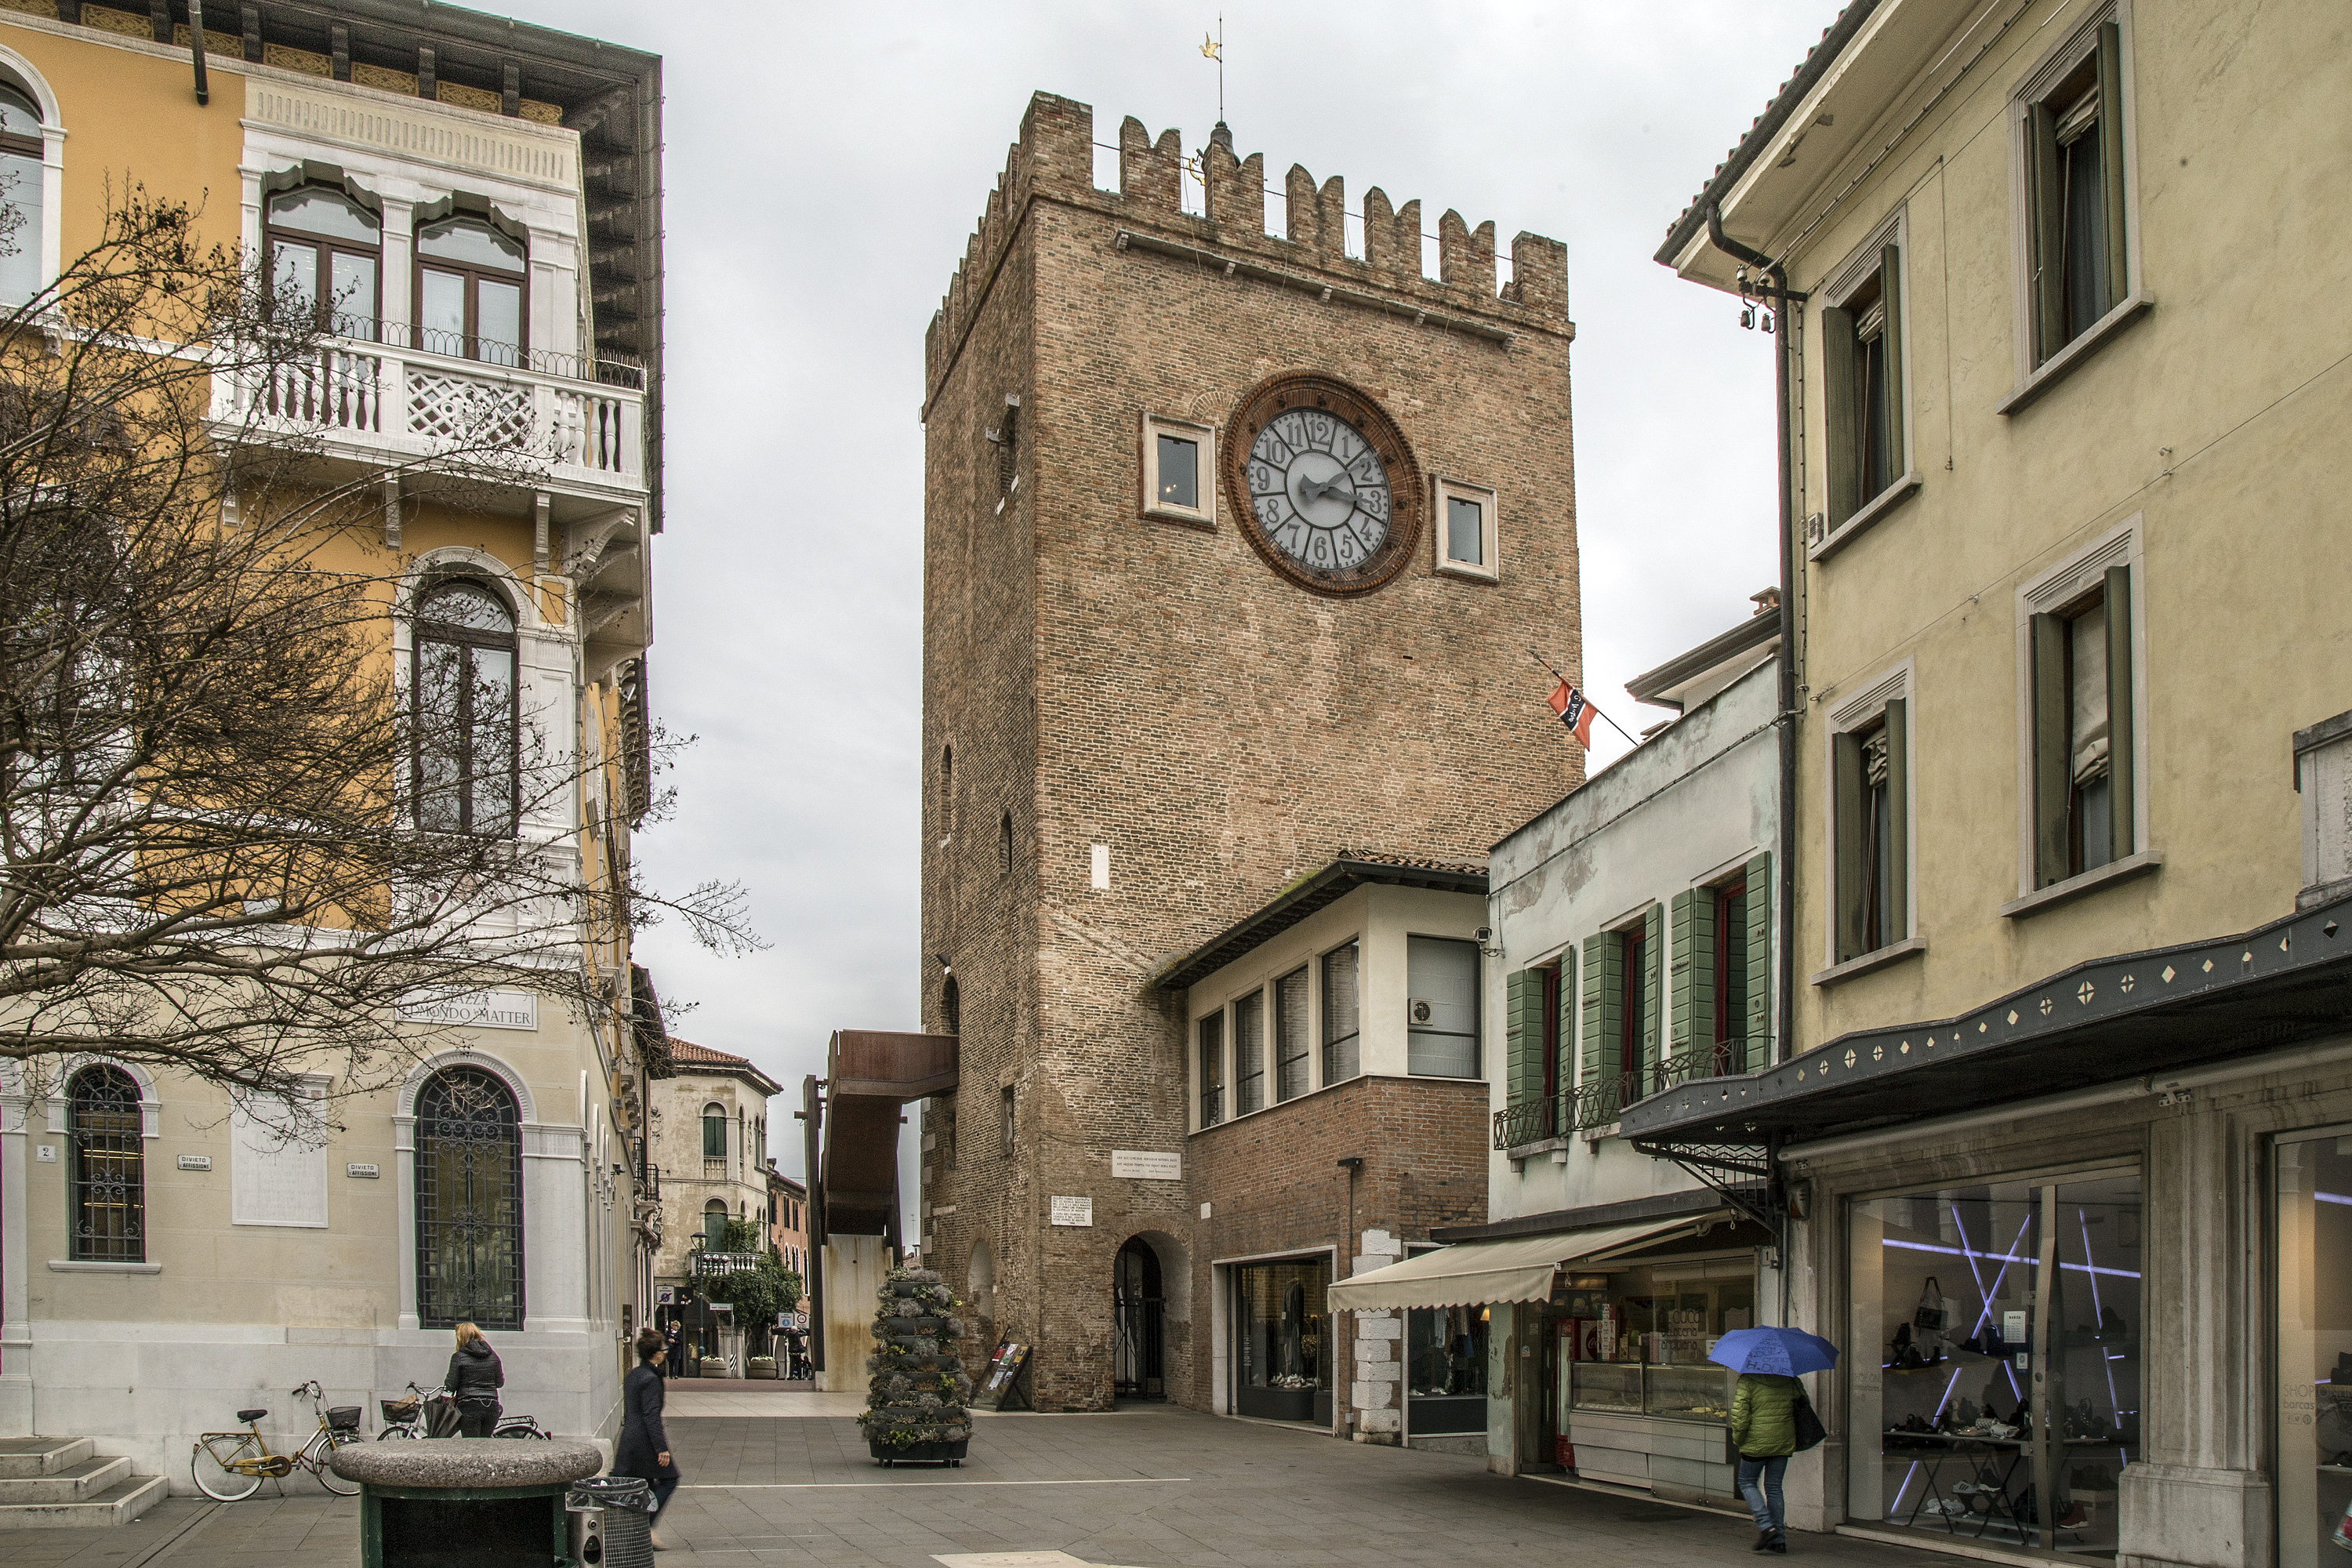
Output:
[442,1323,503,1438]
[615,1327,680,1551]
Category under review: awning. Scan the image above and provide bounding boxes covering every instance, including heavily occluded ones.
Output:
[1327,1213,1720,1312]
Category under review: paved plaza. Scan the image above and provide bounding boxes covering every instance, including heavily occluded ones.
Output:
[0,1403,1960,1567]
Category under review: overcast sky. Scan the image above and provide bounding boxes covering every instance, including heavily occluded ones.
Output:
[491,0,1834,1181]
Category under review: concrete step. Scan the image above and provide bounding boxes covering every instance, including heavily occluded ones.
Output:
[0,1455,134,1504]
[0,1436,96,1479]
[0,1472,170,1528]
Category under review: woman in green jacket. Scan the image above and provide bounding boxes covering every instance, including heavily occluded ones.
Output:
[1731,1371,1800,1552]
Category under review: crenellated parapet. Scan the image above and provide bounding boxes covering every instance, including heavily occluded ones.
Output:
[924,93,1570,401]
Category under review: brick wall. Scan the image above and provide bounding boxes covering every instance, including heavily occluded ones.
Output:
[920,91,1580,1413]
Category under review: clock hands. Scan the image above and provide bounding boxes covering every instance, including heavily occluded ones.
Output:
[1295,474,1356,506]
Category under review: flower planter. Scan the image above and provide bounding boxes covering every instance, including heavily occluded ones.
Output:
[746,1357,778,1380]
[699,1358,728,1377]
[869,1436,967,1467]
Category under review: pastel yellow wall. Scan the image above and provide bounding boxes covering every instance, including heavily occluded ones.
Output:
[1767,0,2352,1050]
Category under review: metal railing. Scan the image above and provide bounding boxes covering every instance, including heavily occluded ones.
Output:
[310,310,646,388]
[1494,1040,1762,1150]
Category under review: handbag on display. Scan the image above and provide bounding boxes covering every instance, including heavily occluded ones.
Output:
[1914,1276,1949,1333]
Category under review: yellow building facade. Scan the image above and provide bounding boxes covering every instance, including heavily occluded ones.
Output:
[0,3,670,1508]
[1632,2,2352,1564]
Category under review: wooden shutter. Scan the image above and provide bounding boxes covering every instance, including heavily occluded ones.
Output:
[1504,969,1542,1107]
[1884,697,1910,942]
[1821,305,1859,529]
[1556,944,1578,1129]
[1744,852,1773,1069]
[2032,612,2071,887]
[2028,101,2066,364]
[1834,729,1865,963]
[1878,245,1905,479]
[2105,564,2135,861]
[1640,904,1664,1091]
[1668,889,1715,1080]
[1668,891,1695,1058]
[2097,21,2129,309]
[1581,932,1613,1093]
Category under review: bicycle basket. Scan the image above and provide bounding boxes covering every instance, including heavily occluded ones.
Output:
[381,1396,419,1424]
[328,1406,364,1431]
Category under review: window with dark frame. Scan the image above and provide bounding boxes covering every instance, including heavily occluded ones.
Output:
[702,1102,727,1159]
[1539,962,1562,1102]
[993,399,1020,495]
[1712,877,1748,1075]
[1274,966,1311,1102]
[1446,496,1484,565]
[1198,1012,1225,1129]
[2032,566,2135,887]
[411,579,519,837]
[67,1064,143,1263]
[0,86,42,308]
[267,183,382,342]
[1000,1083,1016,1157]
[414,1065,524,1330]
[1321,941,1361,1085]
[1821,246,1904,535]
[2026,21,2129,367]
[1156,433,1199,510]
[415,216,526,366]
[1233,989,1265,1115]
[1834,701,1909,963]
[1618,923,1646,1083]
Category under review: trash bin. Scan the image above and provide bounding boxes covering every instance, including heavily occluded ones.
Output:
[332,1439,602,1568]
[565,1475,652,1568]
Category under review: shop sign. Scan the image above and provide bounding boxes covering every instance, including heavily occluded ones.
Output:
[1111,1149,1181,1181]
[1049,1196,1094,1227]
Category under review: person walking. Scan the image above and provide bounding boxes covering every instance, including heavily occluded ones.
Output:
[1731,1369,1800,1552]
[616,1326,681,1551]
[442,1322,504,1438]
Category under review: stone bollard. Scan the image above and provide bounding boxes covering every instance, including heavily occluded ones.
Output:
[330,1438,602,1568]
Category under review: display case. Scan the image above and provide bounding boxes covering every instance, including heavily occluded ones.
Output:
[1570,1362,1643,1414]
[1646,1363,1736,1424]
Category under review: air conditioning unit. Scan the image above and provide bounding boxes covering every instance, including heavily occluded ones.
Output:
[1409,999,1435,1025]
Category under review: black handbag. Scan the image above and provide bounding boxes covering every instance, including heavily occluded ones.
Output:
[1793,1387,1827,1453]
[1913,1276,1948,1333]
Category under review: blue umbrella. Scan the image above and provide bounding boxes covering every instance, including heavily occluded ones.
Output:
[1708,1326,1840,1377]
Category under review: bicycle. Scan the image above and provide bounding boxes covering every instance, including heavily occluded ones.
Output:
[191,1381,365,1500]
[376,1380,552,1440]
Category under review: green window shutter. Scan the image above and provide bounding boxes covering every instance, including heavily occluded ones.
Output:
[2029,101,2066,365]
[1884,697,1910,942]
[1744,852,1773,1070]
[1821,306,1859,529]
[1668,890,1696,1059]
[1556,944,1579,1127]
[1581,932,1614,1088]
[1640,904,1664,1091]
[2097,21,2129,308]
[2105,564,2135,861]
[2031,612,2071,887]
[1878,245,1906,478]
[1504,969,1542,1107]
[1833,730,1865,964]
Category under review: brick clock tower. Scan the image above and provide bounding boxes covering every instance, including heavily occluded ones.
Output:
[919,92,1581,1416]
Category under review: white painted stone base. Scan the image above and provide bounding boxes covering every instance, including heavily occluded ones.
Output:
[2118,1462,2273,1568]
[818,1236,887,1393]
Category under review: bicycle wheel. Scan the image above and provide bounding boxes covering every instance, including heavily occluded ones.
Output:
[192,1436,265,1501]
[310,1431,362,1496]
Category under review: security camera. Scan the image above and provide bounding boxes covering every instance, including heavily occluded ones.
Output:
[1474,926,1493,944]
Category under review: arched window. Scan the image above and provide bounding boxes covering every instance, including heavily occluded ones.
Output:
[266,183,381,341]
[702,1102,728,1160]
[413,1067,524,1330]
[412,579,517,837]
[941,975,960,1036]
[702,1199,728,1250]
[67,1065,143,1262]
[0,85,43,308]
[416,216,525,366]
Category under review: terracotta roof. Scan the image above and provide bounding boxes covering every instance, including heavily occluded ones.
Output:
[1654,1,1884,269]
[665,1037,753,1069]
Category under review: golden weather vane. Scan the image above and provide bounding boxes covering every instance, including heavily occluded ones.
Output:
[1200,16,1223,124]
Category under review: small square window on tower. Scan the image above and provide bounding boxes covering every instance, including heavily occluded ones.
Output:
[1140,412,1215,528]
[1432,477,1499,581]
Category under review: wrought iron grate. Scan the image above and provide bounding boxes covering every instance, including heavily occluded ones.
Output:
[415,1066,524,1330]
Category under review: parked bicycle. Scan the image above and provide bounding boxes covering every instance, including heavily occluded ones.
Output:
[376,1381,552,1440]
[191,1381,364,1500]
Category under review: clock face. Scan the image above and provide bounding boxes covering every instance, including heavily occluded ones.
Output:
[1221,373,1422,596]
[1246,409,1393,578]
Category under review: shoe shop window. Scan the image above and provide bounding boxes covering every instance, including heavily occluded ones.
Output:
[2277,1131,2352,1566]
[1846,1169,2140,1554]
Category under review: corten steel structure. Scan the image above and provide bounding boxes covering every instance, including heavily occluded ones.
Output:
[916,92,1584,1417]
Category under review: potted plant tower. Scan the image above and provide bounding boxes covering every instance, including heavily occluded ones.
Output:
[858,1267,972,1466]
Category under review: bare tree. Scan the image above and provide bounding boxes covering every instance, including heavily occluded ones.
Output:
[0,186,752,1105]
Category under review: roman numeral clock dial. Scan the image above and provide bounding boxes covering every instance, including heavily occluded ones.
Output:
[1221,373,1423,595]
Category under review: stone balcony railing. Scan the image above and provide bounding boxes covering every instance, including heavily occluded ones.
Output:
[212,325,647,495]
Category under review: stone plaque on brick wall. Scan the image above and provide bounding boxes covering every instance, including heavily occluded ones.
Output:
[1049,1196,1093,1228]
[1111,1150,1181,1181]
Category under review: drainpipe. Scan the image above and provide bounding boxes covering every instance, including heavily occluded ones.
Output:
[1705,204,1803,1323]
[188,0,209,104]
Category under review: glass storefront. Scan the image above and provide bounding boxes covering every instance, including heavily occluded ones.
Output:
[1232,1258,1330,1425]
[1556,1252,1757,1499]
[1849,1168,2142,1557]
[1405,1303,1487,1435]
[2276,1131,2352,1567]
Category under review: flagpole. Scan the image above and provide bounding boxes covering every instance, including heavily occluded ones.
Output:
[1526,648,1642,747]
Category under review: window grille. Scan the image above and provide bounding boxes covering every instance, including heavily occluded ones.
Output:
[414,1066,524,1330]
[68,1065,144,1262]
